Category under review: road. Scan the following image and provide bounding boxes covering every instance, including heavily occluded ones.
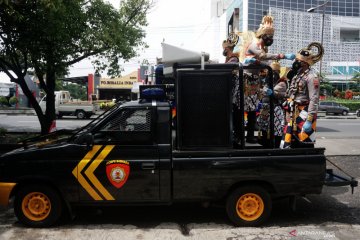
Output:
[0,115,359,239]
[1,115,360,155]
[0,115,359,136]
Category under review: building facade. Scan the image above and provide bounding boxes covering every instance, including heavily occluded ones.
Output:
[223,0,360,87]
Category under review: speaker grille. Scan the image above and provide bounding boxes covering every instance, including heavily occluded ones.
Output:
[176,70,233,149]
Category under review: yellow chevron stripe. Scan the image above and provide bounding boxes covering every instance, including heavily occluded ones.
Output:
[72,145,103,200]
[85,145,115,200]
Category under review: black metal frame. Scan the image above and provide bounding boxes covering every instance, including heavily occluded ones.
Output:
[173,63,275,150]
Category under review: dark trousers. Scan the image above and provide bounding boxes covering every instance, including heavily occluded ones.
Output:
[247,111,256,139]
[233,104,241,142]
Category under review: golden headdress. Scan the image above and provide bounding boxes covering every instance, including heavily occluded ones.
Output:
[255,15,275,38]
[296,42,324,66]
[270,60,281,71]
[222,32,239,49]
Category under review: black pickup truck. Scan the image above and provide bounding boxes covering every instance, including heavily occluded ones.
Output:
[0,63,357,227]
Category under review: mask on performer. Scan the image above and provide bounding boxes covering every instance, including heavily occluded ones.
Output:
[262,35,273,46]
[292,60,302,72]
[222,49,228,56]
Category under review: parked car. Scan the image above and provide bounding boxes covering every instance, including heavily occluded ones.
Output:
[318,101,349,115]
[356,109,360,117]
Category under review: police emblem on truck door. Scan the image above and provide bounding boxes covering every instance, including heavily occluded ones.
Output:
[106,160,130,189]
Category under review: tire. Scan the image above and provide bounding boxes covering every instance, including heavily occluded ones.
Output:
[76,110,86,119]
[342,110,348,116]
[14,184,63,227]
[357,112,360,117]
[226,185,272,227]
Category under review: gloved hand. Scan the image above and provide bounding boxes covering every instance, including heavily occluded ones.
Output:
[256,102,262,112]
[302,120,312,133]
[244,58,257,64]
[284,53,296,60]
[265,88,273,96]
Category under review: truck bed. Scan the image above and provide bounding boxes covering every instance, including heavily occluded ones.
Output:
[171,147,326,201]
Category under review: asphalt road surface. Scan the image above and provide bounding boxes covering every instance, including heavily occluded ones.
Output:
[0,115,359,137]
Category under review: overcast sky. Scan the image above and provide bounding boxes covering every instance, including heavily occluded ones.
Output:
[68,0,209,77]
[0,0,210,82]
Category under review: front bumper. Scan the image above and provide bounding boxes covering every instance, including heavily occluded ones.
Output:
[0,183,16,206]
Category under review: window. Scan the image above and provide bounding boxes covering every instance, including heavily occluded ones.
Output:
[102,108,151,132]
[320,102,331,106]
[96,108,153,144]
[340,29,360,42]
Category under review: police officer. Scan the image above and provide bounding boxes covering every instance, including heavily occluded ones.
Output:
[280,42,324,149]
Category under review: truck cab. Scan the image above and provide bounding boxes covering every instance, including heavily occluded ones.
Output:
[39,90,96,119]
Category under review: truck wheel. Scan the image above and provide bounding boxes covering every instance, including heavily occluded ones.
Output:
[76,110,86,119]
[342,110,348,116]
[14,184,62,227]
[226,186,271,227]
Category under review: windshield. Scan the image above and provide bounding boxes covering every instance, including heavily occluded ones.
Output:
[70,102,122,140]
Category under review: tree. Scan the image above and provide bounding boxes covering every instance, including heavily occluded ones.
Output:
[0,0,151,134]
[351,72,360,91]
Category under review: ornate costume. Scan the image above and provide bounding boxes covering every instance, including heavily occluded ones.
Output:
[222,36,241,147]
[280,42,324,149]
[241,16,285,144]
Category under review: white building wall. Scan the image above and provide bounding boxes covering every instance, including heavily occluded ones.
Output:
[269,7,360,76]
[191,0,228,63]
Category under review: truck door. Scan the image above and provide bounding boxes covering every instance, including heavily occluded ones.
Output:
[79,107,160,202]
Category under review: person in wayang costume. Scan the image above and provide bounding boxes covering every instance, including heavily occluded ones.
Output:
[223,37,239,64]
[222,35,242,147]
[257,61,288,147]
[280,42,324,149]
[237,15,294,143]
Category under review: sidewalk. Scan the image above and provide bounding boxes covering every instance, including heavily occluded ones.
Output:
[316,138,360,156]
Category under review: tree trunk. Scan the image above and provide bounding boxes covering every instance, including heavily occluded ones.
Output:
[44,70,57,134]
[16,78,50,134]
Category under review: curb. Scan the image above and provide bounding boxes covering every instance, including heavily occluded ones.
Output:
[0,109,35,115]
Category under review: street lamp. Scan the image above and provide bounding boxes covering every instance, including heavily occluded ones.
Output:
[307,0,330,78]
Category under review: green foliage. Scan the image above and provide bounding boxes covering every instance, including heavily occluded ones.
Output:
[63,83,87,100]
[9,96,18,105]
[324,97,360,111]
[338,102,360,111]
[0,96,8,106]
[320,82,333,96]
[0,127,7,136]
[0,0,151,133]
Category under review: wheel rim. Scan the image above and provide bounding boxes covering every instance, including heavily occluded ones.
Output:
[77,112,84,118]
[236,193,264,221]
[22,192,51,221]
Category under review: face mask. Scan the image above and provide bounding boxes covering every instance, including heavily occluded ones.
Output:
[292,60,302,72]
[264,38,273,46]
[262,35,273,46]
[222,49,228,56]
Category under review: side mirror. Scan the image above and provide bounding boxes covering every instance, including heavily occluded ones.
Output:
[75,133,94,150]
[84,133,94,150]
